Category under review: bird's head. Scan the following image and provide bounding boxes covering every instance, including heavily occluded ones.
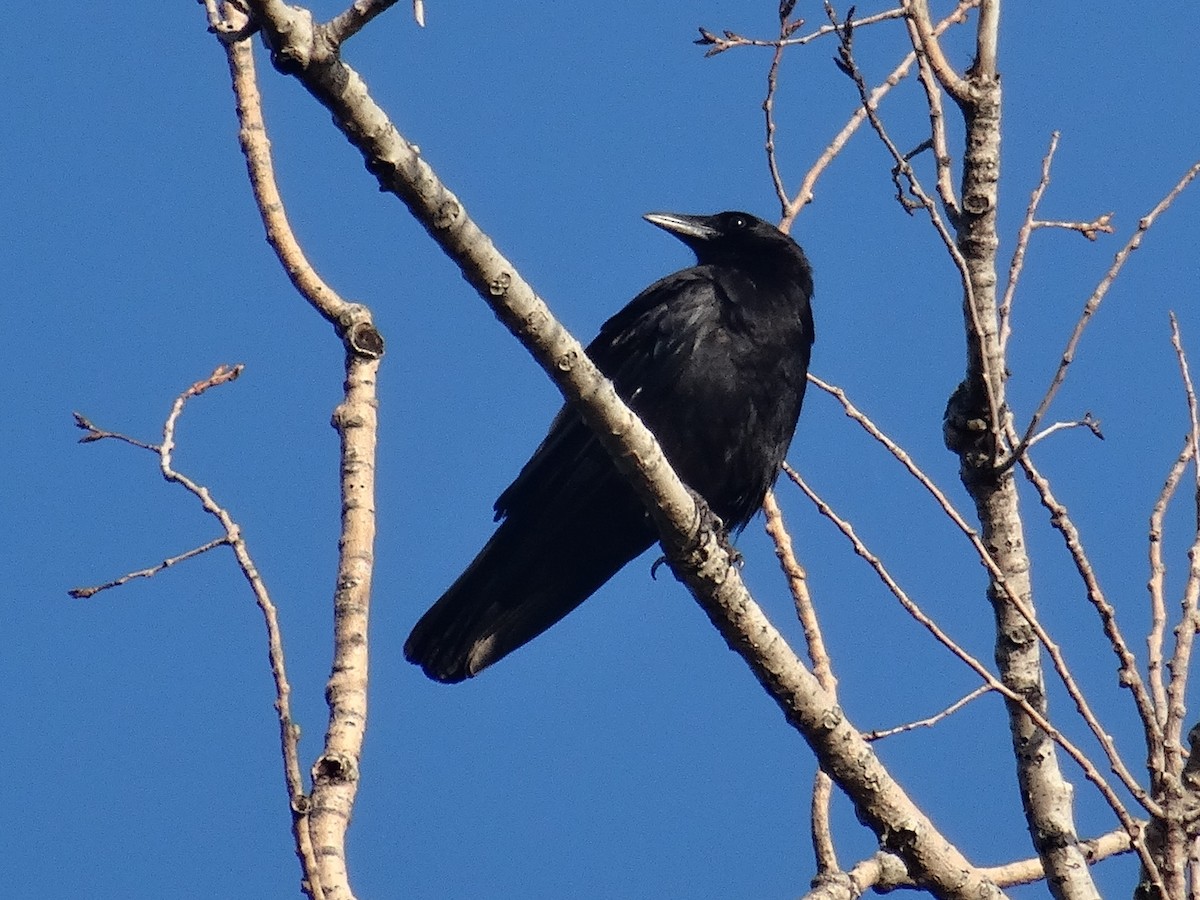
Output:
[643,210,807,274]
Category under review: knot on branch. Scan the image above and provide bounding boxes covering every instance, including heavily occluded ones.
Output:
[261,7,318,75]
[312,752,359,787]
[943,380,997,478]
[345,320,385,359]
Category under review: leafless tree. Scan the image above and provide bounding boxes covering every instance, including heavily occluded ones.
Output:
[74,2,1200,898]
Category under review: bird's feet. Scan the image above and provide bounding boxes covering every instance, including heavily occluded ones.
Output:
[650,489,742,580]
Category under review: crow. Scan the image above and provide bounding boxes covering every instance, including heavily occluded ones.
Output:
[405,211,815,682]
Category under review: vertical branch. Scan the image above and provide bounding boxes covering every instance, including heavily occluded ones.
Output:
[762,491,839,876]
[1148,434,1193,755]
[908,2,1105,897]
[215,5,385,898]
[1166,314,1200,770]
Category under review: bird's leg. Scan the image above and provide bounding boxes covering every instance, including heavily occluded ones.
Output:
[686,488,745,568]
[649,489,743,580]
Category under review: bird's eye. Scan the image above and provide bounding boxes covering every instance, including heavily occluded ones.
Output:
[732,216,747,229]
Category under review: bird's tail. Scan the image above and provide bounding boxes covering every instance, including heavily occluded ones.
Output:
[404,513,653,683]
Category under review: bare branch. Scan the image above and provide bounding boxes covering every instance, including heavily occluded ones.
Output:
[209,5,386,894]
[324,0,401,48]
[1013,446,1164,805]
[1023,413,1104,451]
[696,7,906,57]
[902,0,971,102]
[78,361,318,895]
[763,490,835,689]
[763,29,792,214]
[1167,314,1200,771]
[903,13,959,219]
[782,0,978,228]
[828,9,1003,442]
[999,131,1059,353]
[864,685,994,741]
[69,537,229,599]
[784,462,1155,840]
[1148,434,1193,753]
[802,828,1136,899]
[72,411,161,452]
[223,8,375,336]
[1031,214,1115,241]
[1017,162,1200,456]
[762,491,839,876]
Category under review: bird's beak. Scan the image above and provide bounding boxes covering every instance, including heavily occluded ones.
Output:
[643,212,718,242]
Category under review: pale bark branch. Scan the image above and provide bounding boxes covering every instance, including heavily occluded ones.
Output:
[762,491,839,875]
[782,1,978,229]
[68,536,230,599]
[999,130,1059,353]
[900,1,1106,893]
[209,5,386,896]
[228,3,1015,894]
[864,685,994,741]
[1148,434,1193,762]
[1010,448,1161,811]
[324,0,400,46]
[1166,315,1200,771]
[800,827,1135,899]
[1016,162,1200,459]
[902,0,971,102]
[74,364,321,896]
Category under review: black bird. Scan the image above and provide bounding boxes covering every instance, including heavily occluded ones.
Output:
[405,211,815,682]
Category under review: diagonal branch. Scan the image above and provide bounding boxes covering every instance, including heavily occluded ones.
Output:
[234,3,1010,895]
[782,0,978,230]
[1016,162,1200,458]
[208,4,386,896]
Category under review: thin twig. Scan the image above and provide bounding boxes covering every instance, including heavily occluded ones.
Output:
[324,0,401,46]
[1013,443,1164,792]
[781,0,978,228]
[764,32,792,214]
[785,462,1158,867]
[864,685,993,741]
[72,412,159,452]
[901,0,971,102]
[763,490,835,689]
[69,538,230,599]
[828,8,1002,443]
[696,7,905,57]
[762,490,839,875]
[999,131,1059,353]
[1016,162,1200,458]
[1023,413,1104,451]
[76,363,315,892]
[903,11,959,220]
[1031,215,1115,240]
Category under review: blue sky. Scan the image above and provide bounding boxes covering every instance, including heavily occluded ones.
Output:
[5,3,1199,898]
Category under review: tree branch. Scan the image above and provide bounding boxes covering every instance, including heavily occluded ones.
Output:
[231,3,1015,894]
[211,4,386,895]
